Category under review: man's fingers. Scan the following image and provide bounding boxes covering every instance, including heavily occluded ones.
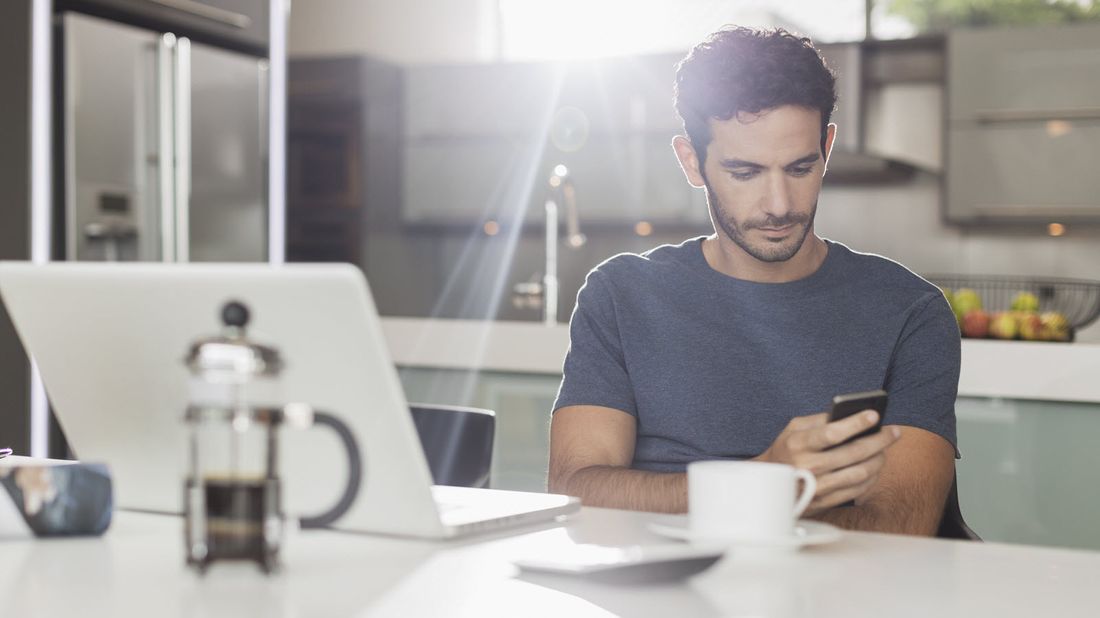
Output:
[813,453,886,496]
[795,409,882,452]
[797,425,899,475]
[808,474,879,512]
[762,412,889,469]
[800,412,829,426]
[819,425,900,469]
[785,412,828,433]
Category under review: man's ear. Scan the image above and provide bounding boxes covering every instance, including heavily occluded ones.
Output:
[821,123,837,174]
[672,135,706,189]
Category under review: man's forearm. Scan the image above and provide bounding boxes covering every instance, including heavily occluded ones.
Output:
[555,466,687,513]
[811,500,940,536]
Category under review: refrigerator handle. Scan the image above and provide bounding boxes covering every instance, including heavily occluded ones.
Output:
[174,37,192,262]
[157,33,177,262]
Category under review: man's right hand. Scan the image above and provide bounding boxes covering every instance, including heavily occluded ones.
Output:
[756,411,901,516]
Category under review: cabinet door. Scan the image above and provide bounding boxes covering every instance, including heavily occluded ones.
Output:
[948,120,1100,221]
[947,24,1100,222]
[541,136,695,223]
[555,55,683,135]
[405,64,559,138]
[949,24,1100,117]
[402,56,696,225]
[403,134,697,225]
[403,138,532,223]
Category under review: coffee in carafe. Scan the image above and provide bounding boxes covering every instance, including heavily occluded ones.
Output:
[202,476,268,557]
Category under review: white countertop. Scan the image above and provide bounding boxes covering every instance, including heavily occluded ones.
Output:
[4,507,1099,617]
[381,317,1100,404]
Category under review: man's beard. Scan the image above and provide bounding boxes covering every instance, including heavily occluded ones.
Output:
[704,178,816,264]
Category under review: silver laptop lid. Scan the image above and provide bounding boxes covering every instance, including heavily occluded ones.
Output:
[0,262,447,537]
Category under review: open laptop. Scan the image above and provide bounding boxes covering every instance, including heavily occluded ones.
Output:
[0,262,579,539]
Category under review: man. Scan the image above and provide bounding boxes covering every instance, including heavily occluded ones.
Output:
[548,27,960,536]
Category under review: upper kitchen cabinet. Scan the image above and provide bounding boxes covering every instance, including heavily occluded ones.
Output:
[402,55,700,226]
[946,24,1100,223]
[405,63,559,138]
[818,39,946,182]
[56,0,270,54]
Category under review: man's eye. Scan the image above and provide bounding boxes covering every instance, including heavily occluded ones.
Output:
[730,171,758,181]
[788,167,813,177]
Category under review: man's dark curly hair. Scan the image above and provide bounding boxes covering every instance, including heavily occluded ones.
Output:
[674,26,837,165]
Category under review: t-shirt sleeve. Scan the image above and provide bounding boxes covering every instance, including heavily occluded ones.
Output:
[883,291,961,454]
[552,269,637,416]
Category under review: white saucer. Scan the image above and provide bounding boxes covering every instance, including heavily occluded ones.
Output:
[648,520,842,549]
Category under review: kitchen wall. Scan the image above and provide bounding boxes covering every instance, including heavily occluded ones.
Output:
[289,2,1100,343]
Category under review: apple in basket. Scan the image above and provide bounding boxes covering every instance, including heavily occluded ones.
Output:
[952,288,982,320]
[1010,291,1040,313]
[1018,313,1044,341]
[988,312,1018,340]
[1040,312,1071,342]
[960,310,990,339]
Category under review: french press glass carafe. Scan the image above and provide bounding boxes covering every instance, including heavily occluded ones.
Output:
[183,301,362,573]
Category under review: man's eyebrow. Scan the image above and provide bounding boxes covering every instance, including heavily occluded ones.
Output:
[784,153,821,168]
[718,153,820,170]
[718,158,764,170]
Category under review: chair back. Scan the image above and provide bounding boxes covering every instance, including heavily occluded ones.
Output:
[937,472,981,540]
[409,403,495,488]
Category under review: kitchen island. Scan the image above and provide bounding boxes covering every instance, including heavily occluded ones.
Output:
[380,317,1100,551]
[380,317,1100,404]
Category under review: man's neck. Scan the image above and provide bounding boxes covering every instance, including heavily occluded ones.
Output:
[702,232,828,283]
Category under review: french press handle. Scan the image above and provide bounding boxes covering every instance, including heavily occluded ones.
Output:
[287,408,363,530]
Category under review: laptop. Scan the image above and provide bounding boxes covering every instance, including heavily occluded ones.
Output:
[0,262,579,539]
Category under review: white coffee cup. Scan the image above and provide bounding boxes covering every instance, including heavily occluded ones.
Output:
[688,460,816,542]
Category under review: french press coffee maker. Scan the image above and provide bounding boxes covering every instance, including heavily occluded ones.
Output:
[183,301,362,573]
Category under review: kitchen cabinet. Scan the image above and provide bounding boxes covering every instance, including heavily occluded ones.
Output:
[949,122,1100,219]
[946,24,1100,223]
[287,56,403,264]
[288,58,365,263]
[401,55,704,226]
[404,63,559,138]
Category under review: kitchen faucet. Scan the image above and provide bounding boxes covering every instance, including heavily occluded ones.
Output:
[513,164,585,325]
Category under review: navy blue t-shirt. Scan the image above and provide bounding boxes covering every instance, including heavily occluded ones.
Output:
[552,237,961,473]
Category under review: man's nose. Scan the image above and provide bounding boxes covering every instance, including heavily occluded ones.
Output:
[763,173,793,219]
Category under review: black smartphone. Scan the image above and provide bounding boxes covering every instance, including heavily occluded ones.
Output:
[827,389,888,447]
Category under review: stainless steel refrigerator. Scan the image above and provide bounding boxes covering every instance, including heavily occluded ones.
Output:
[63,11,268,263]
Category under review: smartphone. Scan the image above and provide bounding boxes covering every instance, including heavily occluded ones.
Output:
[828,389,888,447]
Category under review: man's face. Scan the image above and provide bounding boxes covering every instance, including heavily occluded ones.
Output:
[690,106,831,263]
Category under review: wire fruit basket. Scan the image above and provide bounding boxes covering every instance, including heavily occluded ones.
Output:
[924,274,1100,342]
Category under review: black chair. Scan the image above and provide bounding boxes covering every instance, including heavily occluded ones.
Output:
[409,403,495,488]
[937,472,981,540]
